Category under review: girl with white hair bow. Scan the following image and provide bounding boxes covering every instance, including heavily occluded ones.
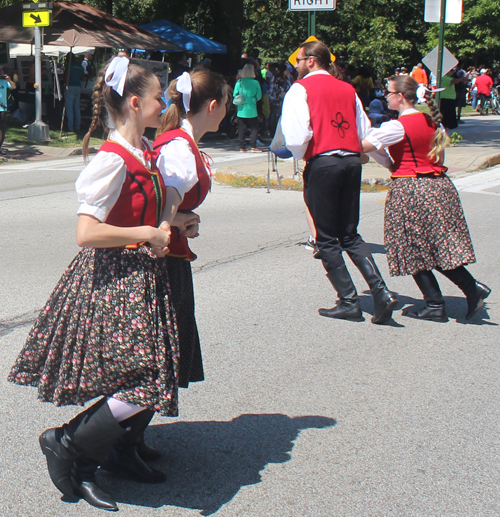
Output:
[152,70,229,402]
[8,56,183,511]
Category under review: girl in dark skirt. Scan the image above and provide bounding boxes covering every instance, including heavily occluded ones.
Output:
[8,57,182,511]
[362,75,491,322]
[153,70,229,387]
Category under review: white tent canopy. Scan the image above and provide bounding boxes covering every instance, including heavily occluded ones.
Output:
[9,43,94,58]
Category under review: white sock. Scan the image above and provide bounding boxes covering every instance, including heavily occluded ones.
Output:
[106,397,146,422]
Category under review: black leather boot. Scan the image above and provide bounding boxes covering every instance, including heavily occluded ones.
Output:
[319,266,363,321]
[71,459,118,511]
[137,434,162,462]
[437,266,491,319]
[39,397,125,501]
[101,409,166,483]
[404,270,448,322]
[349,255,398,324]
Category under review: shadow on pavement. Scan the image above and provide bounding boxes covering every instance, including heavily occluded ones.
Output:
[97,413,335,515]
[1,145,44,160]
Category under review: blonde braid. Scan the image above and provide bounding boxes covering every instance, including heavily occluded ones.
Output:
[82,73,105,162]
[425,90,450,162]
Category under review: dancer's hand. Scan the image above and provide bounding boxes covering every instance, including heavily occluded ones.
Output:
[172,211,200,231]
[151,221,171,257]
[180,220,199,238]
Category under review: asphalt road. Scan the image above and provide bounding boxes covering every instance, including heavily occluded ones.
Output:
[0,159,499,517]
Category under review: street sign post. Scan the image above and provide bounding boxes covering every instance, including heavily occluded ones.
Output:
[289,0,336,10]
[23,2,51,141]
[423,0,463,104]
[289,0,336,37]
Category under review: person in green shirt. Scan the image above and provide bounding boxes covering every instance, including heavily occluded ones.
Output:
[233,64,262,152]
[439,70,459,130]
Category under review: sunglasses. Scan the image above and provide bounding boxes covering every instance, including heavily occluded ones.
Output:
[296,56,315,63]
[385,91,401,97]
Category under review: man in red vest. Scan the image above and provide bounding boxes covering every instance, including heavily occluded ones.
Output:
[281,40,397,324]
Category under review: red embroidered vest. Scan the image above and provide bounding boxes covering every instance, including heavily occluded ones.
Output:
[100,140,166,248]
[153,128,211,261]
[388,112,447,178]
[297,73,361,162]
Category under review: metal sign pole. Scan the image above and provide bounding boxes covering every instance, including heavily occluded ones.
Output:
[34,26,42,122]
[25,2,51,142]
[435,0,447,105]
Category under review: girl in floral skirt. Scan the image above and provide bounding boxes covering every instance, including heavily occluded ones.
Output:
[8,56,182,511]
[362,75,491,322]
[152,70,229,394]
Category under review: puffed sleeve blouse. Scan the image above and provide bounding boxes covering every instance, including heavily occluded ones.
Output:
[363,108,420,167]
[156,118,210,202]
[75,130,154,223]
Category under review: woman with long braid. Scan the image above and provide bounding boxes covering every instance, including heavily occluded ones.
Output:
[362,75,491,322]
[8,57,182,511]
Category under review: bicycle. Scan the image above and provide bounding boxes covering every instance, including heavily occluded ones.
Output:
[476,88,500,115]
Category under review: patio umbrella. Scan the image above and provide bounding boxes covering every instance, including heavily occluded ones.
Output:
[0,2,184,51]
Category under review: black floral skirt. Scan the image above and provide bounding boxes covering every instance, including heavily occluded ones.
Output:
[162,256,204,388]
[384,175,476,277]
[8,246,180,417]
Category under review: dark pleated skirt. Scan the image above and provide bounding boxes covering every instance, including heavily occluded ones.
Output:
[8,246,180,417]
[162,256,204,388]
[384,175,476,277]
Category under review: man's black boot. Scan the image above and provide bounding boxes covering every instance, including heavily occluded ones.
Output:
[437,266,491,319]
[319,266,363,321]
[404,270,448,322]
[350,256,398,324]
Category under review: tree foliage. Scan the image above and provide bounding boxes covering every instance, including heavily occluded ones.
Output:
[1,0,499,75]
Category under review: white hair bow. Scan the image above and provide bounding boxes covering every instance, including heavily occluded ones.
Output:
[176,72,192,113]
[416,83,445,103]
[105,56,129,97]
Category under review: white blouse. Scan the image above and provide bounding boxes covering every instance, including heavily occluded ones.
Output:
[364,108,420,167]
[75,131,154,223]
[281,70,371,160]
[156,119,209,202]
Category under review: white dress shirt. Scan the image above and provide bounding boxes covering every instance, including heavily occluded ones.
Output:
[75,131,153,223]
[156,119,209,202]
[281,70,371,160]
[364,108,420,167]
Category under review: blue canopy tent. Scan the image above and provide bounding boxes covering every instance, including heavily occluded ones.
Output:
[139,20,227,53]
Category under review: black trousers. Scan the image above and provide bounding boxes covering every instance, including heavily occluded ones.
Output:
[237,116,259,149]
[0,111,7,148]
[303,154,372,274]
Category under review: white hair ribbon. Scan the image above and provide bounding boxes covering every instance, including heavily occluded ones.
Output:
[105,56,129,97]
[176,71,192,113]
[416,84,445,103]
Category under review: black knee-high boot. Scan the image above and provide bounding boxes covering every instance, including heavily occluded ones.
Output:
[319,265,363,321]
[405,270,448,322]
[437,266,491,319]
[101,409,166,483]
[39,397,125,510]
[348,255,399,324]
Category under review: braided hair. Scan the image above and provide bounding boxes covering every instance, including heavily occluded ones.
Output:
[388,75,450,162]
[82,59,157,161]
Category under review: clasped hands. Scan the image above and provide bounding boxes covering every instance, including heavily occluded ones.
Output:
[152,211,200,257]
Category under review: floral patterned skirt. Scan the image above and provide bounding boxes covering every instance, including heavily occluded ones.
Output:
[384,175,476,277]
[8,246,180,417]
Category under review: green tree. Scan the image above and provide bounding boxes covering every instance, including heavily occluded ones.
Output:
[425,0,500,67]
